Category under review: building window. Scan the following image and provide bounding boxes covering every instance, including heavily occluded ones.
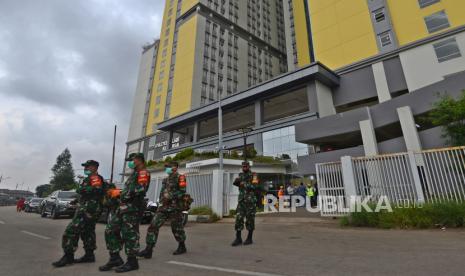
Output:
[262,126,308,162]
[373,8,385,22]
[159,71,164,80]
[157,83,163,92]
[156,95,161,104]
[418,0,440,8]
[433,38,462,63]
[378,32,392,47]
[424,10,450,33]
[154,108,159,117]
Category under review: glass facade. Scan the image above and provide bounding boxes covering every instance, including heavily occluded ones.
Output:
[262,126,308,162]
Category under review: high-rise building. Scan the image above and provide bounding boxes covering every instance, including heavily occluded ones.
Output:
[284,0,465,70]
[144,0,288,137]
[127,41,159,143]
[126,0,465,176]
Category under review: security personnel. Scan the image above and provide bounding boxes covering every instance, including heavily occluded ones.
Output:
[307,184,315,207]
[138,161,187,258]
[99,153,150,273]
[231,161,259,246]
[52,160,105,267]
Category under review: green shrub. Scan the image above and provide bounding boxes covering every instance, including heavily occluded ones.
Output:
[189,205,221,222]
[173,148,195,161]
[341,201,465,229]
[189,205,215,215]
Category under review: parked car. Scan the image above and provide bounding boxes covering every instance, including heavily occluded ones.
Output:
[141,200,188,226]
[24,198,43,213]
[40,190,77,219]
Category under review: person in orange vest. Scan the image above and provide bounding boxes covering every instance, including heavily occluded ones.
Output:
[278,186,285,199]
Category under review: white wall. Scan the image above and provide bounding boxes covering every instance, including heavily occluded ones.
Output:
[399,31,465,92]
[127,44,157,141]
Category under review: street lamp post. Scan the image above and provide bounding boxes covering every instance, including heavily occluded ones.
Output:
[218,93,223,170]
[238,127,253,161]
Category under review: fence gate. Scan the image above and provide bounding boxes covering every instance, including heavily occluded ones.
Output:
[315,146,465,216]
[316,161,347,216]
[146,173,214,209]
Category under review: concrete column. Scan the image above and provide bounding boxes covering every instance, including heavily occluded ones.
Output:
[254,100,263,128]
[211,170,224,218]
[306,80,335,118]
[397,106,422,152]
[193,121,200,143]
[315,80,336,118]
[407,151,426,203]
[341,156,357,197]
[166,130,173,150]
[306,82,318,114]
[359,119,379,156]
[372,62,392,103]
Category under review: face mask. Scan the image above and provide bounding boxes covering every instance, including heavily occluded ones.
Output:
[128,161,135,169]
[84,170,91,176]
[165,167,172,175]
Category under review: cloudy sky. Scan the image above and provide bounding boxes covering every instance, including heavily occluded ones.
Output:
[0,0,164,191]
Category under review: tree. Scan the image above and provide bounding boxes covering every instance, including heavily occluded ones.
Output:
[35,184,51,197]
[429,90,465,146]
[50,148,77,191]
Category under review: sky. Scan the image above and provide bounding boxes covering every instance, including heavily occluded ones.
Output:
[0,0,165,191]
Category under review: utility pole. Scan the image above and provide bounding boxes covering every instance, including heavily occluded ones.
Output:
[238,127,253,161]
[218,92,223,170]
[110,125,117,184]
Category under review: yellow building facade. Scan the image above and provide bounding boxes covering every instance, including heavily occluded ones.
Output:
[288,0,465,70]
[146,0,287,136]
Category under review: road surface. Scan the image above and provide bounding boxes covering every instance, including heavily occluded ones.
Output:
[1,206,465,275]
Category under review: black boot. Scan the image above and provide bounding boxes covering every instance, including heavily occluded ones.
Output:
[173,242,187,255]
[243,230,253,245]
[52,252,74,267]
[137,245,153,259]
[98,252,124,271]
[231,231,242,246]
[74,250,95,263]
[115,256,139,273]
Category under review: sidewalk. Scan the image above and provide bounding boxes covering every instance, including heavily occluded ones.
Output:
[220,207,339,226]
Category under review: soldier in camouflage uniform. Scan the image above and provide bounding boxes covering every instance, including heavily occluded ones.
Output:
[138,161,188,258]
[231,161,259,246]
[52,160,105,267]
[99,153,150,273]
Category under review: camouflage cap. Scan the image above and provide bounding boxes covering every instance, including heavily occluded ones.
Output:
[125,152,145,161]
[242,161,250,166]
[81,160,99,167]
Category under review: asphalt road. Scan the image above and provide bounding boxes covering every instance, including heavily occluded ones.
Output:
[1,206,465,276]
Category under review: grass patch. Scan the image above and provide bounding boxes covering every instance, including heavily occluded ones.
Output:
[341,201,465,229]
[189,205,220,222]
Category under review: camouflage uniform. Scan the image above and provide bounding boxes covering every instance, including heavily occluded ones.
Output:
[145,172,187,247]
[104,169,150,257]
[62,174,105,253]
[234,170,259,231]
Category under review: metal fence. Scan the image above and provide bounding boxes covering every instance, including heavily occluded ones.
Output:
[316,146,465,216]
[352,152,420,206]
[417,147,465,202]
[315,161,347,216]
[146,173,214,209]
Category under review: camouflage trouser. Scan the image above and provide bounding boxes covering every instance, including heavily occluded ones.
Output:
[105,211,140,257]
[62,209,99,253]
[235,200,256,231]
[146,210,186,247]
